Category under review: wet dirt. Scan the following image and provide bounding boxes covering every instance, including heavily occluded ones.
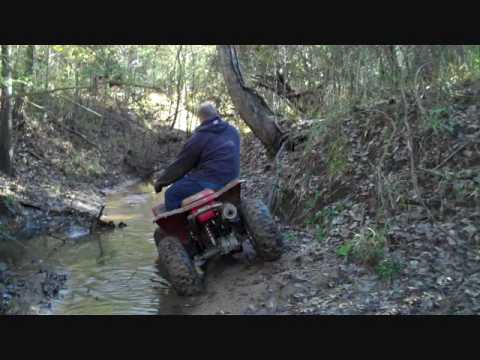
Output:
[2,181,303,315]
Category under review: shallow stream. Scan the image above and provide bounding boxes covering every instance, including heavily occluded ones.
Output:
[13,182,189,315]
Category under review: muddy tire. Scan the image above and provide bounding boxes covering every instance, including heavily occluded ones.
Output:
[240,198,283,261]
[156,236,204,296]
[154,227,167,248]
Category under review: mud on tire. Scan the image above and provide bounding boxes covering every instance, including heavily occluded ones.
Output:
[154,227,167,248]
[240,198,283,261]
[156,235,204,296]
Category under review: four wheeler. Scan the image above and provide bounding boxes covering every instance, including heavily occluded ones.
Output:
[152,179,283,296]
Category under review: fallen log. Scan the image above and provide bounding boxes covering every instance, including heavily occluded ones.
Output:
[19,201,43,211]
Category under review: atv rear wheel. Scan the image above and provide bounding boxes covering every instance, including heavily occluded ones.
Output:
[154,227,167,248]
[240,198,283,261]
[156,235,204,296]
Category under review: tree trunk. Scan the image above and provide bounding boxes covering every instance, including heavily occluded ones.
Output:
[171,45,184,130]
[412,45,434,83]
[71,63,80,125]
[13,45,34,121]
[0,45,14,176]
[44,45,50,90]
[382,45,402,88]
[217,45,286,156]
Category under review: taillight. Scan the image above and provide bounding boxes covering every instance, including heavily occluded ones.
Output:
[197,210,217,223]
[189,201,222,224]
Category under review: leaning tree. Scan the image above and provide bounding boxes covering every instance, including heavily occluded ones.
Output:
[217,45,287,156]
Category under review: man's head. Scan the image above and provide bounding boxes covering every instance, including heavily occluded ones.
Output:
[198,101,219,123]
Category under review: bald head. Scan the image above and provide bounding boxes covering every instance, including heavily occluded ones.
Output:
[198,101,219,123]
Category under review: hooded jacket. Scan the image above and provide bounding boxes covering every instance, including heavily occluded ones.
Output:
[155,116,240,188]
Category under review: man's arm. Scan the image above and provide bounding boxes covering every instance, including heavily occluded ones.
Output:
[154,133,206,191]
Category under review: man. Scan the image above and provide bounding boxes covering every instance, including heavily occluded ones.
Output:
[154,102,240,211]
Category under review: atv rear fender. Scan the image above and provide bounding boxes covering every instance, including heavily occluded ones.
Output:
[152,179,244,245]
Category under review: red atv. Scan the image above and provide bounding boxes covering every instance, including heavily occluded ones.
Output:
[152,179,283,295]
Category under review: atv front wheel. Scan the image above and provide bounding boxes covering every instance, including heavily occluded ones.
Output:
[240,198,283,261]
[156,236,204,296]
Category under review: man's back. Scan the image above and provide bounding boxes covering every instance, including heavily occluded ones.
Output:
[188,117,240,185]
[155,102,241,211]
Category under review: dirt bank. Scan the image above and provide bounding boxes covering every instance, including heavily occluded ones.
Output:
[1,96,185,315]
[180,86,480,315]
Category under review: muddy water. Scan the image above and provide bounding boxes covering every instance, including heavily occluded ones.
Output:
[26,182,187,315]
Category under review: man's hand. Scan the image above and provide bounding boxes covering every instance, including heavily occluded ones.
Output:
[154,180,163,194]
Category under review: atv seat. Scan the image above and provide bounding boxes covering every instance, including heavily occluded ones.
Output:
[181,189,215,207]
[153,179,243,222]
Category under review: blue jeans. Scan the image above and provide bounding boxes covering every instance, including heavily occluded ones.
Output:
[164,177,224,211]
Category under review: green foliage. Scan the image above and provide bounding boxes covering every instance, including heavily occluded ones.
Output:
[284,231,297,242]
[306,201,347,244]
[351,227,387,266]
[304,190,323,216]
[6,45,480,136]
[314,225,326,242]
[302,112,349,182]
[337,227,388,267]
[424,106,457,136]
[1,195,16,211]
[375,258,403,281]
[306,202,346,226]
[337,242,353,257]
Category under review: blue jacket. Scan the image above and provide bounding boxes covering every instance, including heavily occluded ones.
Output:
[155,116,240,187]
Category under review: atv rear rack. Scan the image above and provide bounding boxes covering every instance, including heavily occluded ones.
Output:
[152,179,245,222]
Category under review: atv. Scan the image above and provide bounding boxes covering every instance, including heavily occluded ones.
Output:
[152,179,283,296]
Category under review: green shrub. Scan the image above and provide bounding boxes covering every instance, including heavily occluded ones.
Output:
[337,227,387,267]
[284,231,297,242]
[1,195,15,211]
[351,227,386,266]
[375,258,403,281]
[314,225,326,242]
[424,106,457,136]
[337,242,353,258]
